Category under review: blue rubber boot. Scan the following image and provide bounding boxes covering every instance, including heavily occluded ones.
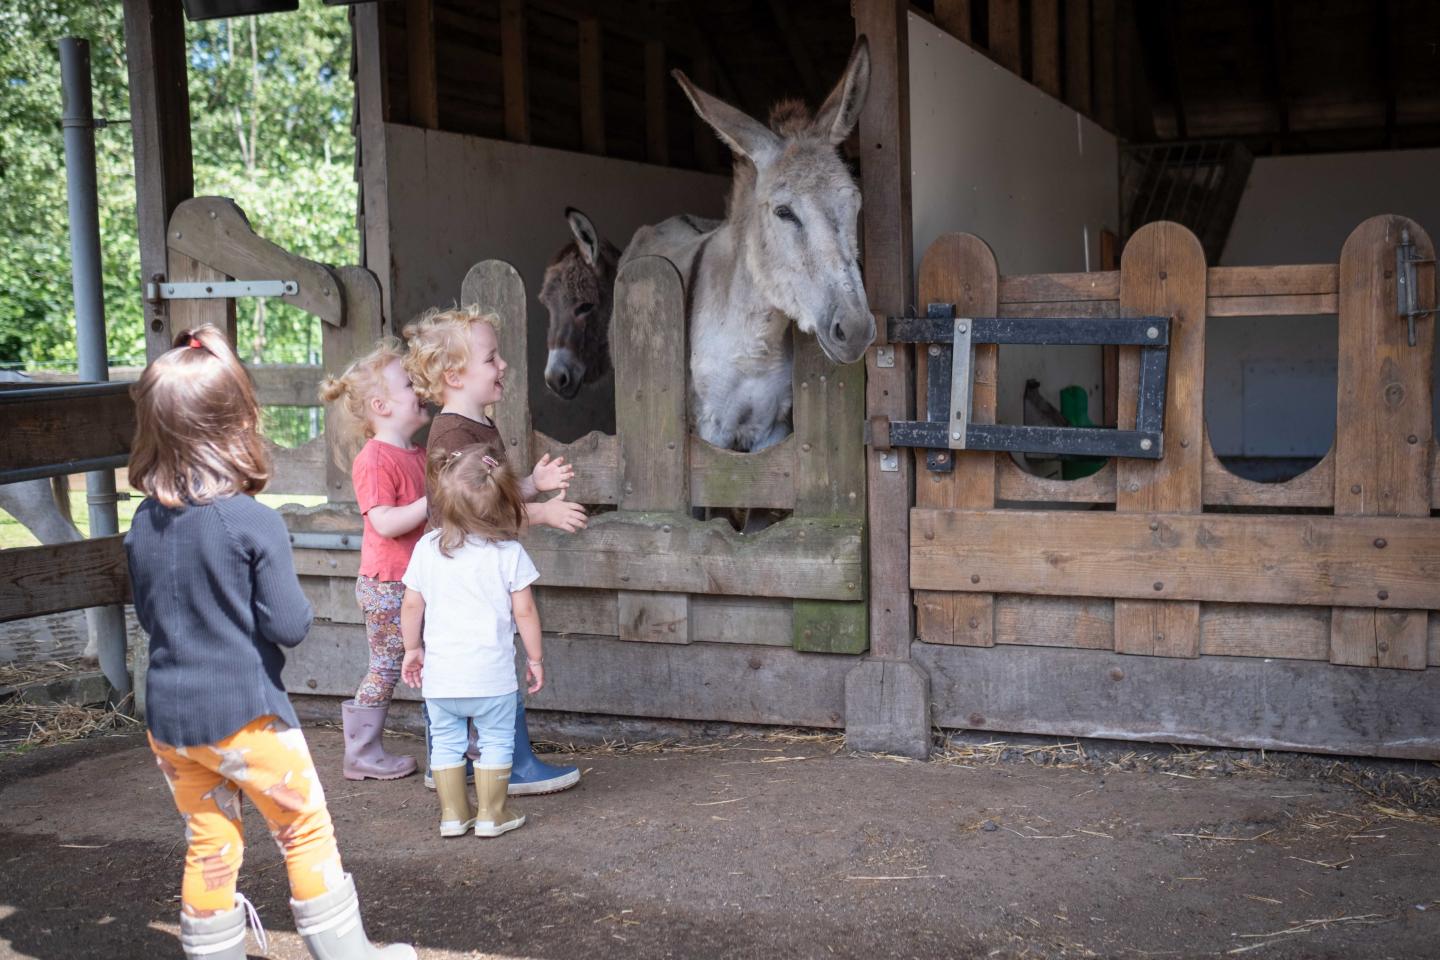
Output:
[508,692,579,796]
[422,704,474,791]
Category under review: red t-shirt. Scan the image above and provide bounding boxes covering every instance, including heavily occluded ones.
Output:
[352,438,427,581]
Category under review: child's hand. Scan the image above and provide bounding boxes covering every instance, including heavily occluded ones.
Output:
[526,660,544,694]
[540,490,587,533]
[530,453,575,494]
[401,648,424,688]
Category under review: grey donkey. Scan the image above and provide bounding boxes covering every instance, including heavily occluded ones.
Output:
[619,37,874,453]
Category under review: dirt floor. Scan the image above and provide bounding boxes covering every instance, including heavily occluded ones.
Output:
[1,724,1438,960]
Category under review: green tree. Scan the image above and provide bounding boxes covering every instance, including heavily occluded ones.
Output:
[0,0,355,372]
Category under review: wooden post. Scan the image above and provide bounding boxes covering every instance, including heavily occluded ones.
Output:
[405,0,439,129]
[578,15,606,155]
[934,0,972,44]
[1065,0,1092,115]
[462,262,532,476]
[847,0,929,761]
[613,256,689,644]
[1031,0,1062,98]
[123,0,193,362]
[501,0,531,143]
[355,4,395,330]
[988,0,1023,74]
[323,266,387,503]
[1114,221,1207,658]
[166,252,236,346]
[1329,216,1434,669]
[645,41,669,166]
[914,234,999,647]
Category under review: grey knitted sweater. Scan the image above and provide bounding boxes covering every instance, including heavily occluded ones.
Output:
[125,494,312,747]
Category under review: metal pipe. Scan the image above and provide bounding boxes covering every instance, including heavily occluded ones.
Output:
[60,37,130,701]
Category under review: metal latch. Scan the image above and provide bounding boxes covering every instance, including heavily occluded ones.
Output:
[1397,228,1434,347]
[145,279,299,303]
[869,305,1172,472]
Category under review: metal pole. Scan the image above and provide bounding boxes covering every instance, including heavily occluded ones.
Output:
[60,37,131,702]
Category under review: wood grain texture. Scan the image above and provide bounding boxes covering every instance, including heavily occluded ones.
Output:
[0,385,134,475]
[1202,433,1334,508]
[167,251,235,345]
[912,508,1440,609]
[501,0,530,143]
[987,0,1021,72]
[1114,222,1207,658]
[533,430,619,505]
[0,536,130,622]
[1030,0,1062,97]
[995,456,1116,504]
[404,0,438,128]
[321,265,386,502]
[794,340,865,518]
[354,4,394,325]
[1330,216,1434,669]
[690,435,796,510]
[1064,0,1091,114]
[461,260,532,473]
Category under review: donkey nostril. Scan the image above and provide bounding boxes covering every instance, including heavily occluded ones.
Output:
[555,371,570,388]
[832,322,847,343]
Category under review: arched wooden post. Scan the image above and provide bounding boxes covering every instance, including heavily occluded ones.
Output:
[1114,221,1207,658]
[462,260,531,475]
[1330,215,1435,669]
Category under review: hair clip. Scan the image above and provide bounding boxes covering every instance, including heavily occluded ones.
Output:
[444,450,464,467]
[187,336,204,350]
[481,455,499,469]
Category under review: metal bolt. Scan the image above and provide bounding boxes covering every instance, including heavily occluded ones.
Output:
[1179,439,1189,448]
[1146,326,1159,340]
[968,617,980,629]
[803,629,813,639]
[1377,590,1389,601]
[1408,435,1419,444]
[307,679,318,689]
[924,530,934,541]
[1351,484,1362,494]
[802,443,812,452]
[936,453,948,463]
[1158,270,1168,280]
[1378,640,1390,653]
[970,574,981,584]
[667,441,675,450]
[1128,481,1140,492]
[209,210,217,219]
[661,524,671,533]
[846,582,855,591]
[957,323,968,334]
[1152,581,1164,591]
[1149,521,1159,531]
[1140,438,1153,451]
[928,345,940,356]
[951,432,962,441]
[1374,538,1387,549]
[173,230,182,239]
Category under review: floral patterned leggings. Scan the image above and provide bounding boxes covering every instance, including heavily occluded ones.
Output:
[355,576,406,706]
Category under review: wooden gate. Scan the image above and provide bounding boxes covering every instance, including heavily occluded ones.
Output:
[899,216,1440,759]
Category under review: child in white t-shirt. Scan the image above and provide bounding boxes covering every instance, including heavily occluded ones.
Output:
[400,445,546,839]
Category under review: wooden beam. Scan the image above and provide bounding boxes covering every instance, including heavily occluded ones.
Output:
[0,384,134,477]
[0,536,130,623]
[1092,0,1117,131]
[988,0,1022,73]
[354,4,394,329]
[405,0,439,129]
[248,364,324,407]
[644,41,669,165]
[1031,0,1062,97]
[1260,0,1291,148]
[855,0,916,662]
[911,509,1440,610]
[1064,0,1092,114]
[934,0,972,44]
[123,0,193,362]
[501,0,531,143]
[578,15,605,154]
[1163,0,1187,139]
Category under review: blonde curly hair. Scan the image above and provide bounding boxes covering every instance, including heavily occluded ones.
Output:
[401,305,500,405]
[317,337,407,468]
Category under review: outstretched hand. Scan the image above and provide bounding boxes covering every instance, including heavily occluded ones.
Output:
[541,486,587,533]
[531,453,575,494]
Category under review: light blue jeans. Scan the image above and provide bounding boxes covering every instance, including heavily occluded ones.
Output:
[426,694,517,769]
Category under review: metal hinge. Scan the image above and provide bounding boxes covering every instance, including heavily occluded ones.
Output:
[1397,227,1435,347]
[145,279,299,303]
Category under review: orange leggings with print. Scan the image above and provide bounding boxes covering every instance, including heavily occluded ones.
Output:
[148,716,345,917]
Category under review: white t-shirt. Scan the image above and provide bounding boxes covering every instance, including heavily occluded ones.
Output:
[401,531,540,699]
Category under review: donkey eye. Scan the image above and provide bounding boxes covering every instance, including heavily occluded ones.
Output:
[774,204,800,225]
[575,302,595,316]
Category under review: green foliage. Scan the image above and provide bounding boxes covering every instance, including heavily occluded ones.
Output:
[0,0,355,372]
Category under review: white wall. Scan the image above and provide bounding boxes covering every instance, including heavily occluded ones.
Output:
[908,14,1120,427]
[1213,148,1440,456]
[383,124,728,441]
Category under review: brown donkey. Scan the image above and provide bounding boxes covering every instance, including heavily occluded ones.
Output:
[539,207,620,402]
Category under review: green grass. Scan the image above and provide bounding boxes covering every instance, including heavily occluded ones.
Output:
[0,489,326,550]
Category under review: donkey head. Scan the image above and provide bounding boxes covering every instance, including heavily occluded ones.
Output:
[540,207,619,399]
[674,38,874,365]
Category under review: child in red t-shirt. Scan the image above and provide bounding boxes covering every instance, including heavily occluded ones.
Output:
[320,338,430,781]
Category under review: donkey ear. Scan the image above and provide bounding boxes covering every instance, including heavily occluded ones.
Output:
[673,69,780,165]
[566,207,601,268]
[813,36,871,145]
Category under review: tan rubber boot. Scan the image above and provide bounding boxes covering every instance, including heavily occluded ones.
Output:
[473,765,526,837]
[432,763,476,837]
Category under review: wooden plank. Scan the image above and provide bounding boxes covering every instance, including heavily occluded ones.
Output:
[264,435,326,497]
[1000,271,1119,303]
[123,0,194,363]
[1208,264,1338,298]
[1331,216,1435,669]
[794,347,866,519]
[1207,293,1337,317]
[169,198,344,329]
[1200,605,1330,660]
[501,0,530,143]
[0,385,134,476]
[405,0,438,128]
[166,251,236,345]
[912,509,1440,609]
[0,536,130,623]
[578,15,605,154]
[533,430,619,505]
[248,364,324,407]
[1030,0,1062,97]
[987,0,1022,73]
[855,0,915,663]
[995,455,1115,504]
[690,434,795,510]
[934,0,971,43]
[915,234,999,647]
[1091,0,1116,130]
[461,261,532,473]
[998,300,1118,319]
[523,513,865,600]
[614,255,688,644]
[995,595,1113,650]
[915,643,1440,761]
[1064,0,1091,114]
[997,265,1336,306]
[1202,434,1334,509]
[321,265,386,502]
[644,41,668,166]
[532,588,794,646]
[354,4,394,326]
[1114,222,1206,658]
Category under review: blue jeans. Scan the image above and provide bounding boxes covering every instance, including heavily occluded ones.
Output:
[426,694,517,769]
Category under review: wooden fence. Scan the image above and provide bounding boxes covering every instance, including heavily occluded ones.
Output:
[904,215,1439,758]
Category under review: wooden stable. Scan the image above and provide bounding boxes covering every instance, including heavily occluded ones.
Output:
[4,0,1439,762]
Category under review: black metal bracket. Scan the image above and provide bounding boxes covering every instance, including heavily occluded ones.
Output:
[876,305,1172,473]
